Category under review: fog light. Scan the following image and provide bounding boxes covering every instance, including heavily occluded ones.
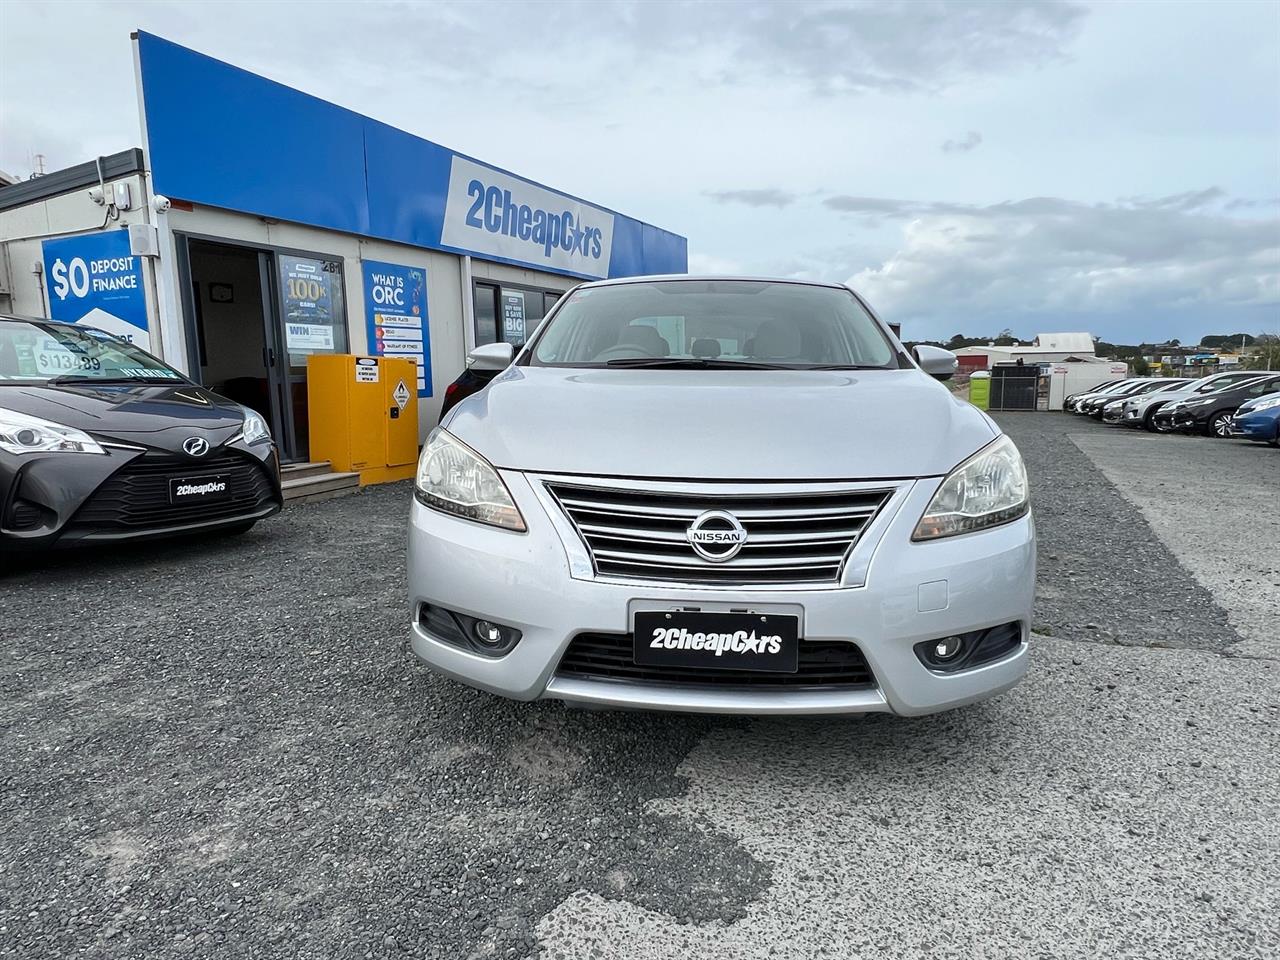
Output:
[933,636,964,661]
[473,620,505,647]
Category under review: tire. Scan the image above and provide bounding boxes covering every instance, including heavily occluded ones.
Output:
[1207,411,1234,438]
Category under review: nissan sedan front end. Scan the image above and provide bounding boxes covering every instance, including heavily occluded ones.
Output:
[407,278,1034,715]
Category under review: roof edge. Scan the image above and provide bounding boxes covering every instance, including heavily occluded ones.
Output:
[0,149,145,213]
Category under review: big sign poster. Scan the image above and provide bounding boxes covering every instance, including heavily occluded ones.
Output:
[279,254,339,354]
[362,260,430,397]
[41,230,151,349]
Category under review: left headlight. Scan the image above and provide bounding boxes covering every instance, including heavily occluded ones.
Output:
[1246,395,1280,412]
[415,427,526,531]
[241,410,271,444]
[913,434,1029,541]
[0,407,105,456]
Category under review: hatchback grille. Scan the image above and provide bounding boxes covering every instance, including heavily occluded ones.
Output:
[545,482,890,585]
[68,452,278,531]
[556,633,876,689]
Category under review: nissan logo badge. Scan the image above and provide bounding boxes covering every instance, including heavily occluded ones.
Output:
[686,510,748,562]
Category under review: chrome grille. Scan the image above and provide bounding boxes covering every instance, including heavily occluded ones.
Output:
[545,482,891,585]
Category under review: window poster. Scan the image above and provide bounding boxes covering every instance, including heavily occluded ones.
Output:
[362,259,431,397]
[280,255,340,354]
[501,291,526,345]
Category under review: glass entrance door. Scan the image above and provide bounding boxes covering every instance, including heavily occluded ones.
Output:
[178,236,348,464]
[272,252,348,461]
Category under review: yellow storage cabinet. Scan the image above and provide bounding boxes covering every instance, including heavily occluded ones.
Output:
[307,355,420,485]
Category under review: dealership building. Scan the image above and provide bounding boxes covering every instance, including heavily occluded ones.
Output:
[0,32,687,464]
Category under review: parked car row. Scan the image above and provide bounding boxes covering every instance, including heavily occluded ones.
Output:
[1063,370,1280,445]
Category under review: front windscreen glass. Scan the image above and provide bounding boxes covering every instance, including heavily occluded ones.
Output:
[530,280,900,369]
[0,320,186,383]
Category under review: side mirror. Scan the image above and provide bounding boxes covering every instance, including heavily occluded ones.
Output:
[913,345,958,381]
[467,341,515,372]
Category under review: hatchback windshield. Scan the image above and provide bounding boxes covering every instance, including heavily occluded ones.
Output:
[530,280,899,369]
[0,320,184,383]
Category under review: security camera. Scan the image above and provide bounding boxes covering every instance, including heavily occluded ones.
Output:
[151,195,172,214]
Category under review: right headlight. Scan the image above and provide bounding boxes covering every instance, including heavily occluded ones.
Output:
[913,435,1029,541]
[0,407,105,456]
[414,427,526,531]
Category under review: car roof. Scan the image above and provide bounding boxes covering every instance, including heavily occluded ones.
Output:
[574,275,852,291]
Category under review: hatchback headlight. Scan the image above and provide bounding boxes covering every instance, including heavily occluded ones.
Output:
[0,407,105,456]
[913,435,1029,541]
[415,428,525,531]
[1246,396,1280,412]
[241,410,271,444]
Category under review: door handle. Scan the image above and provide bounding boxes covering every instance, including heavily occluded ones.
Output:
[263,347,277,368]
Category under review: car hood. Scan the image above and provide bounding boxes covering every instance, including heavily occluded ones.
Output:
[0,381,247,452]
[444,367,998,480]
[1239,391,1280,413]
[1128,387,1197,407]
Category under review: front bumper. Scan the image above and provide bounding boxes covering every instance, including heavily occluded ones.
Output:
[1,442,282,550]
[408,472,1035,716]
[1172,410,1210,432]
[1231,411,1280,442]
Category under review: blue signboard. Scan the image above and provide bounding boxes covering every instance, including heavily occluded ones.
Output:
[363,260,430,397]
[41,230,150,350]
[134,33,688,281]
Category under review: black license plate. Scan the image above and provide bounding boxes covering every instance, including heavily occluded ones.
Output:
[634,611,800,674]
[168,474,231,504]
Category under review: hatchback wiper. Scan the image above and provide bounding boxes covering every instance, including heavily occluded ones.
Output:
[602,357,791,370]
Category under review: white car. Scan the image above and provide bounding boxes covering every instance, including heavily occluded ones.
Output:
[408,277,1034,715]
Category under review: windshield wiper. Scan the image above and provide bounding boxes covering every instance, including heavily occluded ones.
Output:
[601,357,790,370]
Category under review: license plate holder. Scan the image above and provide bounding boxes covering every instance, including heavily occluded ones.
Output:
[168,474,231,505]
[633,610,800,674]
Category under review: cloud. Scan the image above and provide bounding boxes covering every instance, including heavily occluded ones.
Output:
[941,131,983,154]
[841,191,1280,338]
[704,188,797,208]
[697,0,1087,95]
[688,252,749,275]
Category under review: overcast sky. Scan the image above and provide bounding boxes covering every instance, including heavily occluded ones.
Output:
[2,0,1277,344]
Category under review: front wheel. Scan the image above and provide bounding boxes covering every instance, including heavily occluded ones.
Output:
[1207,411,1234,438]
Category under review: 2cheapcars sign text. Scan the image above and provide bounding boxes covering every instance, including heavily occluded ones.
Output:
[440,156,614,279]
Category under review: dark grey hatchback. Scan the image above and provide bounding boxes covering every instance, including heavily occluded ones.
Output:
[0,315,281,551]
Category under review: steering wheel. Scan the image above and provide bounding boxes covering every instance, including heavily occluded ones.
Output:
[591,344,656,362]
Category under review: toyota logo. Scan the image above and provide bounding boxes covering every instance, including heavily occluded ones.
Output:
[687,510,748,562]
[182,436,210,457]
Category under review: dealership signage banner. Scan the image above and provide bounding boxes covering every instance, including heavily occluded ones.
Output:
[41,231,151,350]
[362,260,430,397]
[135,32,687,280]
[440,156,614,280]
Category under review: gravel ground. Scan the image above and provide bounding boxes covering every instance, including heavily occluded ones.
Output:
[2,414,1277,959]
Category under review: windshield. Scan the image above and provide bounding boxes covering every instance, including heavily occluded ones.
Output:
[1194,374,1259,394]
[529,280,900,369]
[0,320,185,383]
